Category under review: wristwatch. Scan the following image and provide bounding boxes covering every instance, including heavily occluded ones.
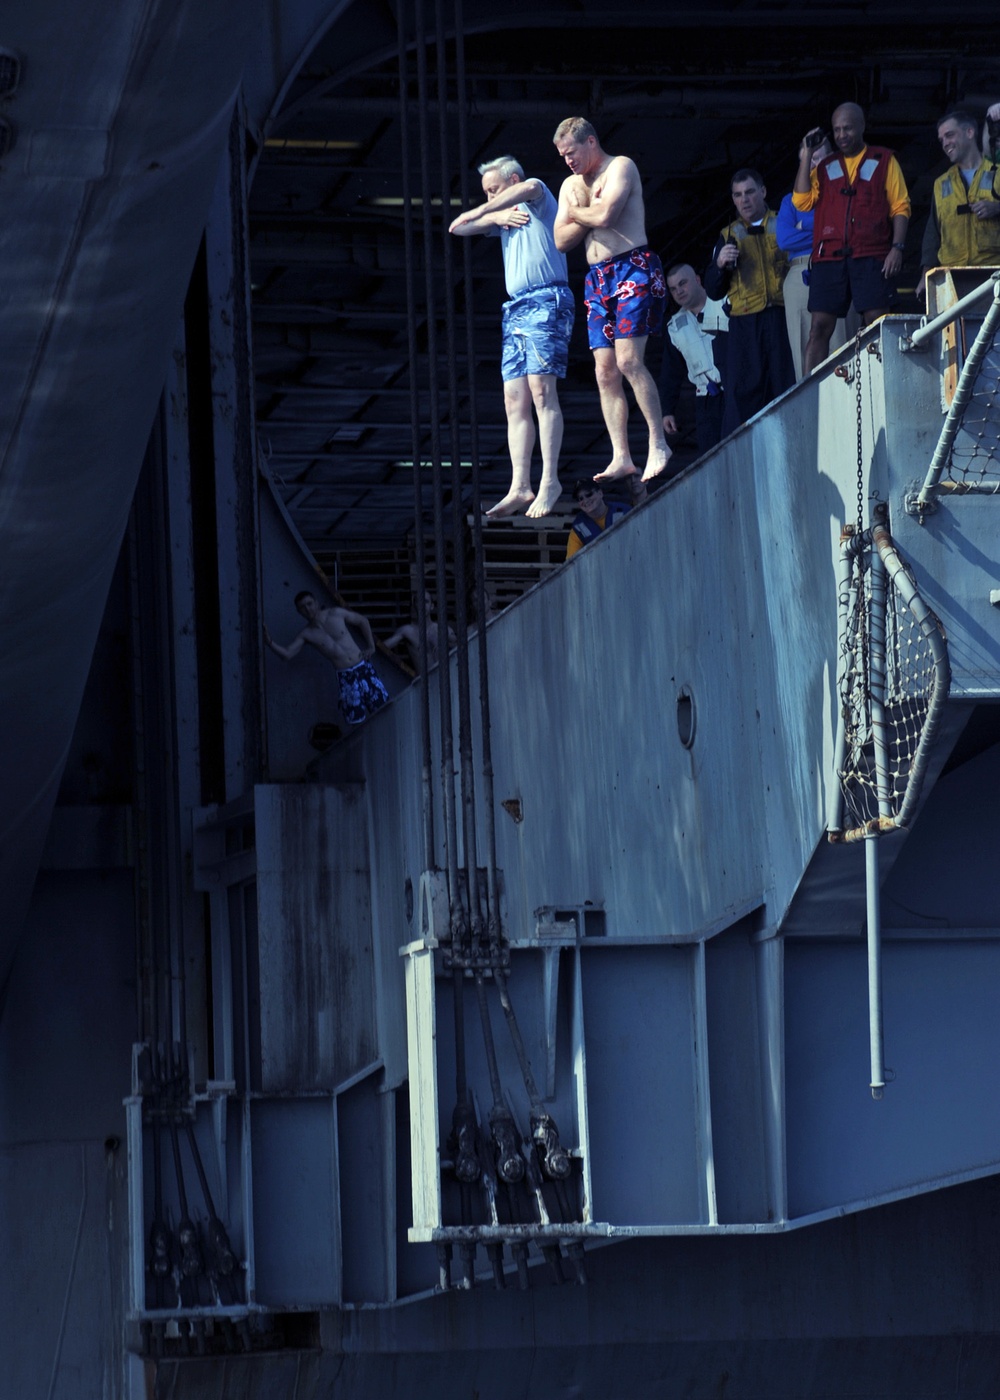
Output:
[892,242,905,250]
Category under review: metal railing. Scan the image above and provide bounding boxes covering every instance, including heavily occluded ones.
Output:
[904,269,999,352]
[912,275,1000,516]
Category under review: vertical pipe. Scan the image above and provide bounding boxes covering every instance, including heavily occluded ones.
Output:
[412,0,472,1190]
[451,0,502,943]
[493,968,541,1109]
[413,0,462,934]
[474,974,504,1107]
[865,834,885,1098]
[865,529,888,1097]
[396,0,435,871]
[452,967,469,1105]
[149,1119,166,1308]
[126,510,157,1071]
[432,0,481,949]
[754,937,788,1225]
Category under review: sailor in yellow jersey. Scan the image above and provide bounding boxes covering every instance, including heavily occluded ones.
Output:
[918,106,1000,301]
[704,168,793,435]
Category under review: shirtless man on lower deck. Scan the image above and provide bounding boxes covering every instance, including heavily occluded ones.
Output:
[265,591,389,726]
[552,117,671,485]
[384,590,455,674]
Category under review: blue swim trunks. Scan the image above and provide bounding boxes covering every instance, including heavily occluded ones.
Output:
[584,246,667,350]
[337,659,389,725]
[500,283,575,382]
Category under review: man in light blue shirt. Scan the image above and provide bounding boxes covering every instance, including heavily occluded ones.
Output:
[450,156,574,518]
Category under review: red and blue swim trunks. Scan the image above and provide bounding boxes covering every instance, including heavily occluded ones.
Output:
[584,245,667,349]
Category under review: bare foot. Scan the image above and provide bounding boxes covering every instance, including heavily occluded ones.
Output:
[640,442,673,483]
[593,460,638,484]
[485,488,534,518]
[526,479,562,518]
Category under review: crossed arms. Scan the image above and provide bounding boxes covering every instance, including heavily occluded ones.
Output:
[448,179,543,235]
[553,156,634,252]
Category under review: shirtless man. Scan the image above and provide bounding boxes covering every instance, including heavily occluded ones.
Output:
[384,590,456,673]
[552,117,671,485]
[264,591,389,726]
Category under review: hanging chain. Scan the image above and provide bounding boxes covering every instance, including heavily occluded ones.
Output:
[853,328,871,722]
[855,328,865,535]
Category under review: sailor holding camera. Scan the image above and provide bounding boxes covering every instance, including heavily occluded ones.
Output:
[792,102,910,374]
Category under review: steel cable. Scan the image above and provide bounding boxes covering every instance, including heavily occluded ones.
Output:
[396,0,435,868]
[413,0,462,941]
[452,0,502,947]
[433,0,482,952]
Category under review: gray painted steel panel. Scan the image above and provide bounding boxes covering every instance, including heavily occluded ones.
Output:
[337,1076,391,1303]
[580,945,704,1224]
[785,938,1000,1217]
[882,738,1000,928]
[250,1097,340,1307]
[704,929,771,1224]
[255,785,377,1092]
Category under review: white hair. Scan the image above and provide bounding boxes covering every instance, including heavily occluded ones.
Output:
[477,155,523,182]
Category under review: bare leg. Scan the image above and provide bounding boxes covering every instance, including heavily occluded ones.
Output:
[861,307,888,326]
[487,377,536,517]
[804,310,836,375]
[614,337,672,482]
[525,373,564,518]
[591,347,638,482]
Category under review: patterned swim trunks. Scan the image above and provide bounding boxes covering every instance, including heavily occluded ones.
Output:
[500,284,575,382]
[584,245,666,350]
[337,659,389,725]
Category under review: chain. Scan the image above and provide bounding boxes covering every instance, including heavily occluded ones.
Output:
[853,328,871,733]
[855,328,865,535]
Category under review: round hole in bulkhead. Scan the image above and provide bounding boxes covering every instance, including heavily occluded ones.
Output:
[676,687,696,749]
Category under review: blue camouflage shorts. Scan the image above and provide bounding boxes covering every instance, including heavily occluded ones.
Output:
[337,659,389,725]
[584,245,666,349]
[500,284,575,382]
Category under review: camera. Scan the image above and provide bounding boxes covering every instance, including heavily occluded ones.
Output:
[805,129,826,149]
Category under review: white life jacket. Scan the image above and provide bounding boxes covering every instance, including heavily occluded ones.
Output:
[667,299,728,396]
